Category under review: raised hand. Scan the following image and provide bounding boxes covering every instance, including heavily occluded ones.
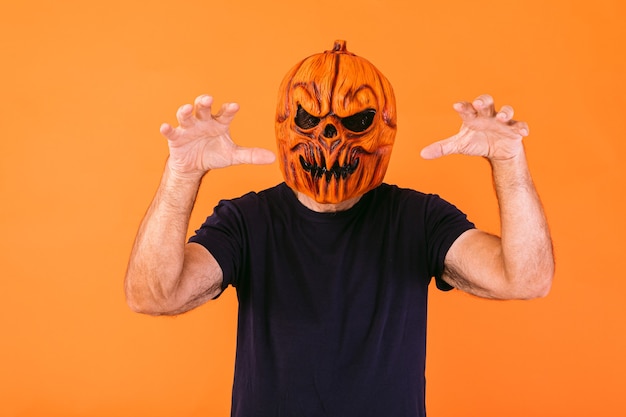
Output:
[160,95,275,179]
[420,94,529,161]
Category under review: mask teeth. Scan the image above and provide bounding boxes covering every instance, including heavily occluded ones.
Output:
[309,147,316,167]
[318,150,326,172]
[299,154,359,182]
[331,161,341,180]
[299,155,312,170]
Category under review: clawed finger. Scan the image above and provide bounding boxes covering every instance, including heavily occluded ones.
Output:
[514,120,530,136]
[213,102,240,125]
[194,95,214,121]
[159,122,174,138]
[176,103,195,128]
[473,94,495,117]
[497,105,515,122]
[453,101,477,122]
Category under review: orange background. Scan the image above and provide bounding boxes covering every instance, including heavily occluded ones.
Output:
[1,0,624,416]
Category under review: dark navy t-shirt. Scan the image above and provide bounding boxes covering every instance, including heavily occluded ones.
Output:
[189,183,474,417]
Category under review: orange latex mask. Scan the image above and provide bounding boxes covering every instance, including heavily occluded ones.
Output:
[275,40,397,204]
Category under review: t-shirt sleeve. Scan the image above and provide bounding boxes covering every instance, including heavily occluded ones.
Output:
[424,194,475,291]
[188,199,247,293]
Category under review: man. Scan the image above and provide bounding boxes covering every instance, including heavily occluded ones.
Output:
[125,41,554,417]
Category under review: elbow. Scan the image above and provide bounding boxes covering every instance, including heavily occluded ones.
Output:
[531,260,556,298]
[522,278,552,299]
[535,272,554,298]
[126,294,157,316]
[124,273,179,316]
[125,293,179,316]
[511,267,555,300]
[125,287,164,316]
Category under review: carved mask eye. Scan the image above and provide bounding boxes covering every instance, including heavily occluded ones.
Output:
[341,109,376,132]
[294,105,321,129]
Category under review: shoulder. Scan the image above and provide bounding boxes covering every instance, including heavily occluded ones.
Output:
[370,183,424,203]
[216,183,288,212]
[371,183,474,242]
[371,183,456,212]
[202,183,299,233]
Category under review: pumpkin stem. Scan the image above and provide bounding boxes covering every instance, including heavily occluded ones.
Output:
[331,40,348,53]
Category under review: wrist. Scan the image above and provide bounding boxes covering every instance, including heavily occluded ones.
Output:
[488,147,527,170]
[164,158,208,184]
[488,148,533,190]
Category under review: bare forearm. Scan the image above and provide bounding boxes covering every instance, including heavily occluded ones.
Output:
[490,149,554,297]
[125,160,203,312]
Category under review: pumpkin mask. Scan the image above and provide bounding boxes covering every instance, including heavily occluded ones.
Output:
[275,40,397,204]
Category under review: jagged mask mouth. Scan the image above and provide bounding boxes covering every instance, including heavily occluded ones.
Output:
[298,153,360,183]
[296,140,362,184]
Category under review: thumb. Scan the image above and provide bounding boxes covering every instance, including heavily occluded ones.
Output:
[232,146,276,166]
[420,136,457,160]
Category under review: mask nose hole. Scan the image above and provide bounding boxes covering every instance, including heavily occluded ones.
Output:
[323,124,337,138]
